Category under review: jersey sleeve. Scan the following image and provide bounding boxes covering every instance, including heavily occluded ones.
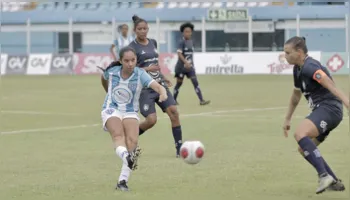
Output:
[103,68,110,80]
[151,39,158,48]
[176,40,184,53]
[139,69,155,87]
[293,66,301,90]
[303,61,326,83]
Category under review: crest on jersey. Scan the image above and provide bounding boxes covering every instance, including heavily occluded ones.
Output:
[128,82,137,91]
[315,73,322,80]
[105,108,115,115]
[143,104,149,111]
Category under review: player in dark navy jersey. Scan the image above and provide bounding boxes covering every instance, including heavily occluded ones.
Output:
[128,15,183,157]
[283,36,349,194]
[173,22,210,106]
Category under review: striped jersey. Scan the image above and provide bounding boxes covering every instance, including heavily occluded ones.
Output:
[102,66,154,112]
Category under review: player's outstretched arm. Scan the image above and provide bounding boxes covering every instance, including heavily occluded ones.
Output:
[283,88,302,137]
[149,81,168,102]
[285,88,302,120]
[313,70,349,109]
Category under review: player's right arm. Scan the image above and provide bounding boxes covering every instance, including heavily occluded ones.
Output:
[110,44,118,61]
[140,68,168,102]
[176,40,190,68]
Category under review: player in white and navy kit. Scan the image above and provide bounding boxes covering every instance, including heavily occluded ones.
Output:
[283,36,348,194]
[129,15,183,157]
[100,46,167,191]
[110,24,134,61]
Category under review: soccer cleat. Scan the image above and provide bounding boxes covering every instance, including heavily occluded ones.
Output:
[175,143,182,158]
[316,173,335,194]
[126,154,137,171]
[116,180,129,191]
[327,179,345,191]
[200,100,211,106]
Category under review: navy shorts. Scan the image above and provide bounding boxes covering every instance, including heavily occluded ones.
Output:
[174,67,196,79]
[307,102,343,143]
[139,88,177,117]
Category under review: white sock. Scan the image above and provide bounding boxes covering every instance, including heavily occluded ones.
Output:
[115,146,129,164]
[118,162,131,182]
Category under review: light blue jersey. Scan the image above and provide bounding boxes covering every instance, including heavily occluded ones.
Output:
[102,66,154,113]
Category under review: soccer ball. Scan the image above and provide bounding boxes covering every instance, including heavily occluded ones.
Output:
[179,141,205,165]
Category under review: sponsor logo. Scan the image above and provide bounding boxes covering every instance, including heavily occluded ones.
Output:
[267,53,293,74]
[326,54,344,72]
[112,86,132,104]
[0,54,8,75]
[51,55,73,75]
[6,55,28,75]
[7,56,27,69]
[80,55,114,74]
[205,54,244,75]
[27,54,52,75]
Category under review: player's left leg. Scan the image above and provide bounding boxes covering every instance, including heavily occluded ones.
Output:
[187,69,210,105]
[157,90,183,157]
[298,137,345,192]
[173,76,184,105]
[294,119,334,194]
[295,105,343,194]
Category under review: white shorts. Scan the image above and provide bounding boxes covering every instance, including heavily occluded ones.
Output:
[101,108,139,131]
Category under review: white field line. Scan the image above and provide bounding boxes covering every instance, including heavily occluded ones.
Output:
[0,106,287,135]
[1,110,81,116]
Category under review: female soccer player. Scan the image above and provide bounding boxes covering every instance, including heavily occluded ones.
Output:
[282,36,348,194]
[128,15,183,157]
[100,46,167,191]
[173,22,210,106]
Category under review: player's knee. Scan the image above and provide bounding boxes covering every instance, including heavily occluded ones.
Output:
[168,106,179,122]
[176,78,183,84]
[145,115,157,128]
[294,131,309,142]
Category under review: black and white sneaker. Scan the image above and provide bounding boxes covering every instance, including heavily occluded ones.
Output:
[116,180,129,191]
[327,179,345,191]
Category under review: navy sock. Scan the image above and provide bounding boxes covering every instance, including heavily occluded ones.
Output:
[190,78,204,102]
[304,155,337,180]
[139,128,145,136]
[321,157,338,180]
[172,126,183,150]
[298,137,327,176]
[173,82,182,101]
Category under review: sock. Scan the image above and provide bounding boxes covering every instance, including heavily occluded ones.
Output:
[118,162,131,183]
[303,155,338,180]
[321,157,338,180]
[190,78,204,102]
[172,126,183,151]
[115,146,129,164]
[139,128,145,136]
[298,137,327,176]
[173,82,183,101]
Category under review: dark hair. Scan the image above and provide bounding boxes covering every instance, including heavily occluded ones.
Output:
[285,36,308,54]
[119,46,136,60]
[102,47,136,71]
[118,24,128,31]
[180,22,194,32]
[132,15,147,29]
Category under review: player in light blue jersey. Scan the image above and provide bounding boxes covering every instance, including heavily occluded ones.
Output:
[110,24,134,61]
[100,46,167,191]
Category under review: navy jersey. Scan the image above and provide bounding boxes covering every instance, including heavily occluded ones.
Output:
[129,39,166,87]
[293,57,341,109]
[175,38,194,69]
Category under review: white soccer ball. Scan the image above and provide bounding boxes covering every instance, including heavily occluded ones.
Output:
[180,141,205,165]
